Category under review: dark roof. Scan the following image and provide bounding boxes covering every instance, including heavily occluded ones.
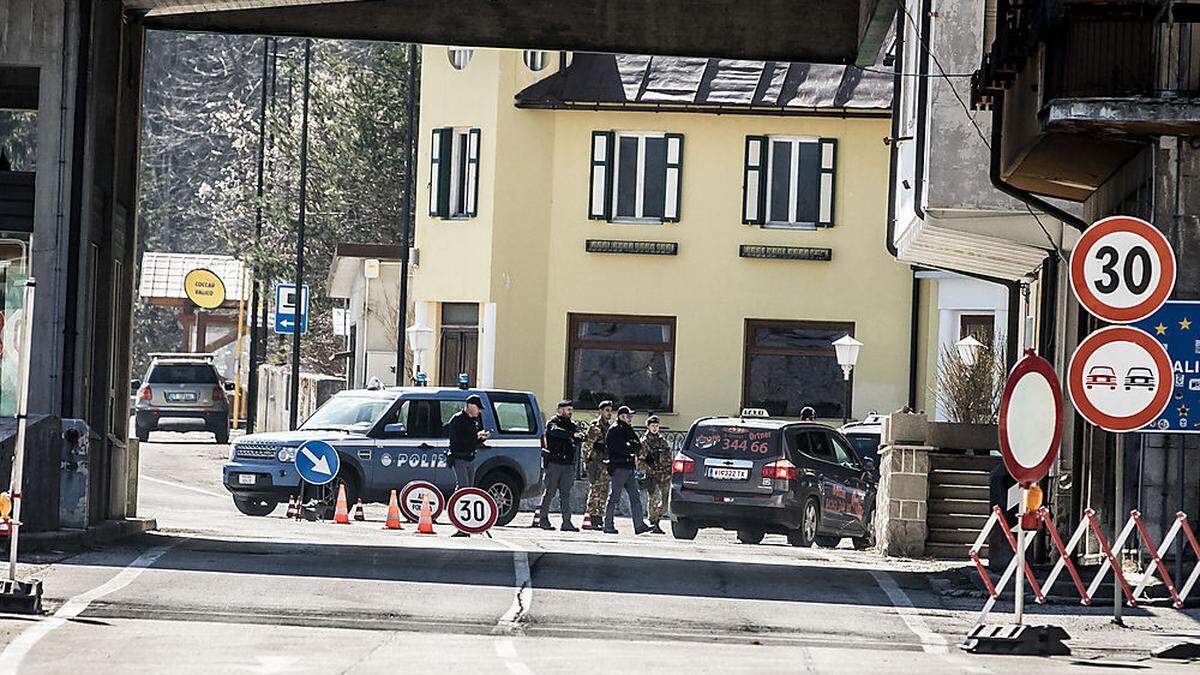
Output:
[515,54,891,112]
[331,242,405,261]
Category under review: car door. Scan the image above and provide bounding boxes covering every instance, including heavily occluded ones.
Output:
[375,396,453,492]
[828,431,872,535]
[796,430,856,534]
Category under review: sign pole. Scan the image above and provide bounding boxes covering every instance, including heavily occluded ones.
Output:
[8,280,35,582]
[1113,434,1124,625]
[1015,486,1026,625]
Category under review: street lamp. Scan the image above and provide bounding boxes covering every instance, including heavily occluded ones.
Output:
[405,321,434,385]
[956,335,985,367]
[832,335,863,425]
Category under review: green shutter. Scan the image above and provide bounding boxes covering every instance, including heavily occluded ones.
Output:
[465,128,481,217]
[429,127,454,218]
[742,135,767,225]
[817,138,837,227]
[663,133,684,222]
[588,131,614,220]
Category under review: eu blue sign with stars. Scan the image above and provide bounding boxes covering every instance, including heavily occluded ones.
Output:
[1134,300,1200,433]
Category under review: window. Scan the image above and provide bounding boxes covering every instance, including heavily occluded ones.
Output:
[490,394,537,434]
[960,314,995,344]
[588,131,683,223]
[146,364,219,384]
[447,47,473,70]
[429,127,480,219]
[742,135,836,228]
[523,50,548,71]
[396,399,464,437]
[566,313,675,411]
[742,320,853,418]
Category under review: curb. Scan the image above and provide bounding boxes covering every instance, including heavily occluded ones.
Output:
[5,517,158,553]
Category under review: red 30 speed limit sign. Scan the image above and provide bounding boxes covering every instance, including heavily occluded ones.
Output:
[447,487,498,534]
[1071,215,1175,323]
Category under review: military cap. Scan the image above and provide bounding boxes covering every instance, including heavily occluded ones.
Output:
[598,400,614,410]
[465,394,484,407]
[646,415,660,424]
[557,399,573,408]
[617,405,634,416]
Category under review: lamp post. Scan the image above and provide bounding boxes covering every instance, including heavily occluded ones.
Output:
[405,321,434,385]
[956,335,985,367]
[832,335,863,425]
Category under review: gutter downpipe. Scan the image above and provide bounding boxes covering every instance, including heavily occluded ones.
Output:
[884,8,919,410]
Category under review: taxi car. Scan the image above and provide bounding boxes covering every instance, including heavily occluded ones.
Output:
[222,385,545,523]
[669,411,877,548]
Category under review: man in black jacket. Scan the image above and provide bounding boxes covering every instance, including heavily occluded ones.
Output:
[538,399,583,531]
[448,394,490,494]
[602,406,649,535]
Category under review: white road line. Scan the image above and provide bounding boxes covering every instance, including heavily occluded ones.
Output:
[0,543,177,675]
[140,475,227,500]
[490,537,535,674]
[869,570,990,674]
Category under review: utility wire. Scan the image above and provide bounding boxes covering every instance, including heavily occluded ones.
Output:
[899,3,1067,262]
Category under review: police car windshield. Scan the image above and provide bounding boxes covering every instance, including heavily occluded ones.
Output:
[300,396,393,432]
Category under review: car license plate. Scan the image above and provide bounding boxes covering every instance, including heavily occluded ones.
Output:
[166,392,197,402]
[707,467,748,480]
[238,474,256,485]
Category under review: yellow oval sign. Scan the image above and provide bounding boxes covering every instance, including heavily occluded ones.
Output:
[183,268,226,309]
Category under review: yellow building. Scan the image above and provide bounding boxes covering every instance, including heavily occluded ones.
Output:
[411,48,917,426]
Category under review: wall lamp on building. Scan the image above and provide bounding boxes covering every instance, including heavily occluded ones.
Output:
[956,335,985,367]
[405,321,435,385]
[832,335,863,425]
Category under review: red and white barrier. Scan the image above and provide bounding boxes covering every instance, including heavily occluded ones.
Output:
[968,506,1199,625]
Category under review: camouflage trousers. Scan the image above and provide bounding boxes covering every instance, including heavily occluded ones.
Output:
[586,461,609,520]
[645,477,671,523]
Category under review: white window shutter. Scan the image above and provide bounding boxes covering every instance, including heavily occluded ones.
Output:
[465,128,481,217]
[818,137,837,227]
[742,136,767,225]
[663,133,684,222]
[429,128,453,218]
[588,131,614,220]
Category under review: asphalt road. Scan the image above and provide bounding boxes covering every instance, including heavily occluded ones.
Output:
[0,427,1196,673]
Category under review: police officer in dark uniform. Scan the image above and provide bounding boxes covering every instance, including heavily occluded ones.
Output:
[447,394,490,491]
[602,406,649,535]
[539,399,583,531]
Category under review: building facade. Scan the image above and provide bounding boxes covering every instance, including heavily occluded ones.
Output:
[411,48,919,425]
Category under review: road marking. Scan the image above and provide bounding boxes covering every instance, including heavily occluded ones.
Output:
[141,475,227,500]
[868,570,990,674]
[490,537,535,673]
[0,543,176,674]
[493,638,535,675]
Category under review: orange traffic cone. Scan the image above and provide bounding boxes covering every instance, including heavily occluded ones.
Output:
[582,513,592,530]
[333,484,351,524]
[286,495,298,519]
[384,490,404,530]
[353,499,366,522]
[416,491,436,535]
[530,506,542,528]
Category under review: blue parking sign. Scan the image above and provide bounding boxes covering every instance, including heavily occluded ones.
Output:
[274,283,309,335]
[1134,300,1200,432]
[295,440,340,485]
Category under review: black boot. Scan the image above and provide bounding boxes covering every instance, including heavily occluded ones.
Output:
[650,521,665,534]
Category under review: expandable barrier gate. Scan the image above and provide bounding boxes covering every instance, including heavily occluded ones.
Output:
[970,506,1200,625]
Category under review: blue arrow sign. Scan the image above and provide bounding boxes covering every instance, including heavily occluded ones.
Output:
[294,440,340,485]
[1134,300,1200,433]
[273,283,309,335]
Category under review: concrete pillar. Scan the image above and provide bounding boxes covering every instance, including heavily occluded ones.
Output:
[874,443,932,557]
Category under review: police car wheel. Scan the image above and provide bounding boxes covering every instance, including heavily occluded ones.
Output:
[736,528,765,545]
[480,472,520,526]
[233,496,277,517]
[318,475,360,520]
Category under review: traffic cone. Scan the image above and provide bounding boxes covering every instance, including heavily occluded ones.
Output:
[384,489,404,530]
[530,506,541,528]
[285,495,298,519]
[582,513,592,531]
[333,484,351,524]
[416,491,436,535]
[353,499,366,522]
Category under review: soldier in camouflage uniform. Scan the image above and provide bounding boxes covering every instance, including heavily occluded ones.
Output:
[638,415,673,534]
[582,400,614,526]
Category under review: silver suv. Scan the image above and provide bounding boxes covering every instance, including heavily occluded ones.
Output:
[134,353,230,443]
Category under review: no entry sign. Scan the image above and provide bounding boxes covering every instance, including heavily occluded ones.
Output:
[1070,216,1175,324]
[399,481,444,523]
[447,487,498,534]
[998,352,1063,485]
[1068,326,1173,432]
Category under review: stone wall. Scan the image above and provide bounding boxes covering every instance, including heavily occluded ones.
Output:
[874,444,931,557]
[255,365,345,432]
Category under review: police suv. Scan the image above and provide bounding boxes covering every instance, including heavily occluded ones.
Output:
[222,386,545,525]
